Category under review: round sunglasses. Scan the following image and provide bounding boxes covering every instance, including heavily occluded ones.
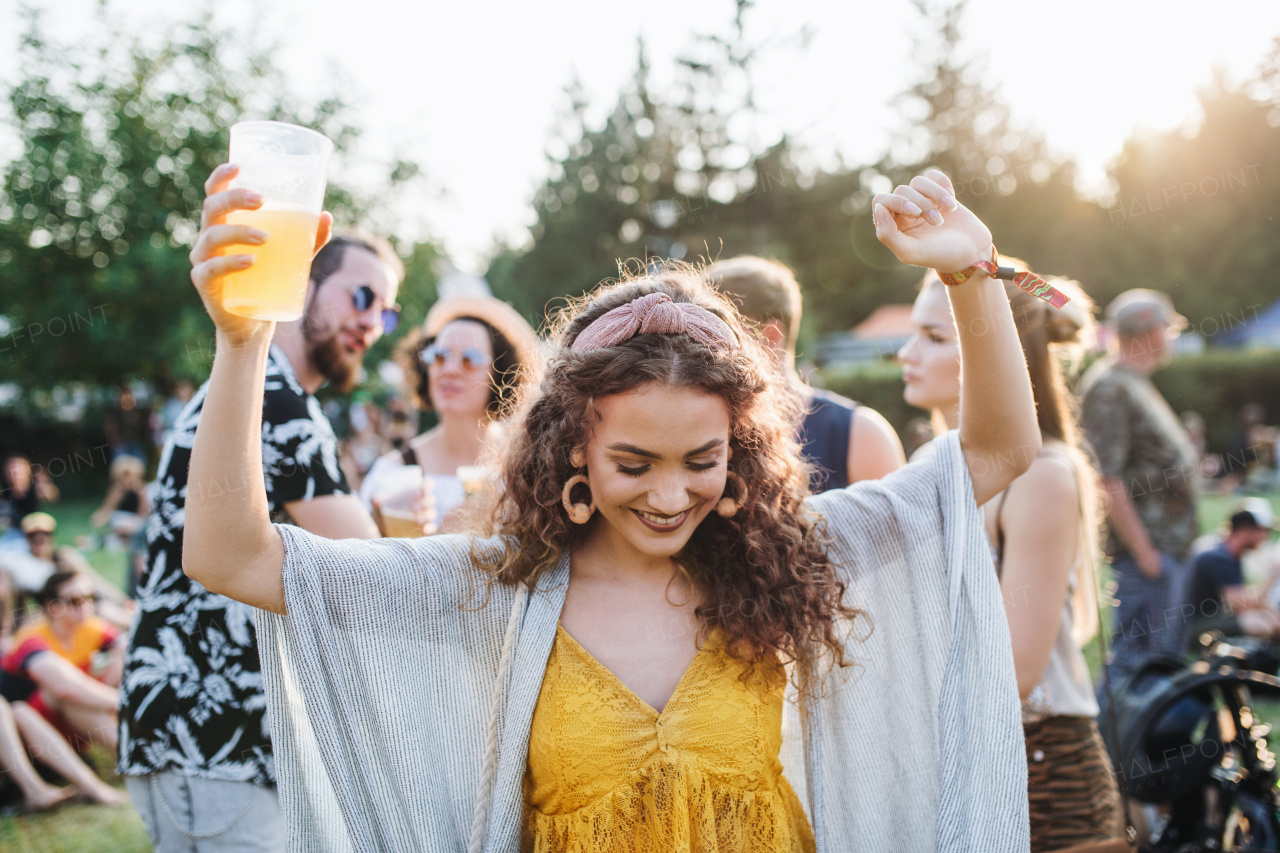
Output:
[351,285,401,334]
[54,593,100,609]
[419,343,492,371]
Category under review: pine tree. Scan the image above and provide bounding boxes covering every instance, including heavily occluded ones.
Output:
[486,2,805,327]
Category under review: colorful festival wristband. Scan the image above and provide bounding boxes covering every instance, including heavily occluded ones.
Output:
[936,246,1070,309]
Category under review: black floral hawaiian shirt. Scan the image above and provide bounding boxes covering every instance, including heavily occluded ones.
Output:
[118,345,348,786]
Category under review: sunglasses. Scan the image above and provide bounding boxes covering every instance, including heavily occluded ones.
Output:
[351,285,401,334]
[55,593,100,608]
[420,343,492,371]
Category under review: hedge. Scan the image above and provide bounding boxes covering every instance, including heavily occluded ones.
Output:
[819,349,1280,456]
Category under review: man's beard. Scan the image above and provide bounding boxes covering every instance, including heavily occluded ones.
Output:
[305,319,361,394]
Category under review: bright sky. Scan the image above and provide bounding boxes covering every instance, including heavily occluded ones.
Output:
[1,0,1277,271]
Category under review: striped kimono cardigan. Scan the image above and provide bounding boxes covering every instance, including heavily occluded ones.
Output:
[255,430,1029,852]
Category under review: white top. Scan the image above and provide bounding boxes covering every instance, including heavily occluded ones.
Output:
[357,454,467,522]
[0,548,54,593]
[1022,559,1101,720]
[254,430,1029,852]
[989,450,1100,722]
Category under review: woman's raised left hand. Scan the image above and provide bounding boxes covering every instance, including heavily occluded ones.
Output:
[872,169,992,274]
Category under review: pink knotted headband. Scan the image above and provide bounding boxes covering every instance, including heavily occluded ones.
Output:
[571,292,738,352]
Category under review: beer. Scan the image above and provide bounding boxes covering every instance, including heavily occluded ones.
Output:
[377,508,427,539]
[221,205,320,321]
[222,120,332,321]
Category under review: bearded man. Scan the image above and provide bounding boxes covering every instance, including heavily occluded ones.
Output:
[118,233,402,851]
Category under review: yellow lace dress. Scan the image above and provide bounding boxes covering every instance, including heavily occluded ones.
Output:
[521,624,815,853]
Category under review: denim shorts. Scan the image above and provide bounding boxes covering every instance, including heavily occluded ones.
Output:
[125,772,284,853]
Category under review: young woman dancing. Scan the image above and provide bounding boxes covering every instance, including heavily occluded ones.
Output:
[182,166,1046,852]
[899,266,1121,850]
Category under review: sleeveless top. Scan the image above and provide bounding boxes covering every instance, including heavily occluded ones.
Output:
[118,488,141,515]
[521,624,815,853]
[798,389,856,493]
[356,445,467,521]
[992,450,1099,722]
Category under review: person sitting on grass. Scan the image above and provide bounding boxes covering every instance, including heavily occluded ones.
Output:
[1185,500,1280,650]
[90,455,153,598]
[0,570,80,811]
[90,455,150,541]
[0,512,132,630]
[0,455,59,549]
[0,570,123,758]
[0,692,134,809]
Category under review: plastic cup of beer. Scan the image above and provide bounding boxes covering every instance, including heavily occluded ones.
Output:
[372,466,434,538]
[221,121,334,321]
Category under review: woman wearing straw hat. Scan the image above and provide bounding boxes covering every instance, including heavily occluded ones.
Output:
[358,297,540,535]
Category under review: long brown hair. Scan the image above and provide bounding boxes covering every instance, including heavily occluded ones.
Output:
[1003,273,1101,644]
[473,263,860,684]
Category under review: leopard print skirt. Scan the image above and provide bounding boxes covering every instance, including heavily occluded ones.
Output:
[1024,715,1122,852]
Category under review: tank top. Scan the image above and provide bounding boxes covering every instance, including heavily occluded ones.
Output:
[522,625,815,853]
[992,450,1099,721]
[798,389,856,493]
[356,446,467,522]
[118,489,141,515]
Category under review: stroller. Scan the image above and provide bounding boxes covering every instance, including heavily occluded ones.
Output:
[1098,636,1280,851]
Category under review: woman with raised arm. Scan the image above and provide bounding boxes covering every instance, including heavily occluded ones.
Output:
[183,165,1047,852]
[900,267,1121,850]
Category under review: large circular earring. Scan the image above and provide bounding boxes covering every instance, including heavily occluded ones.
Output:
[716,471,748,518]
[563,448,595,524]
[562,474,595,524]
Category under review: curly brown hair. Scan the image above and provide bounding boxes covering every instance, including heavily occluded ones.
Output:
[473,263,860,686]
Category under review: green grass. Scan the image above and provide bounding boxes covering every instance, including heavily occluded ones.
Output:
[0,749,149,852]
[41,500,130,591]
[0,802,149,852]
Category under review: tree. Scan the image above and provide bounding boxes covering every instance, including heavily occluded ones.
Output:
[0,6,433,396]
[1087,61,1280,328]
[869,1,1097,285]
[486,2,809,329]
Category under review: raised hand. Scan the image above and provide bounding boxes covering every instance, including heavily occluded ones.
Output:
[188,163,333,342]
[872,169,992,274]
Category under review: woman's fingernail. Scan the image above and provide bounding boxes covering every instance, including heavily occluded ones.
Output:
[903,202,922,215]
[873,203,887,229]
[247,229,270,243]
[926,209,944,226]
[941,195,958,211]
[244,191,263,204]
[237,255,254,266]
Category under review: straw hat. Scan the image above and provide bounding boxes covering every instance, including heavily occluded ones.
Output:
[20,512,56,534]
[110,455,145,480]
[422,296,540,372]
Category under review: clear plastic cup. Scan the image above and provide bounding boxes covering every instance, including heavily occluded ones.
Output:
[221,121,334,321]
[371,466,436,538]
